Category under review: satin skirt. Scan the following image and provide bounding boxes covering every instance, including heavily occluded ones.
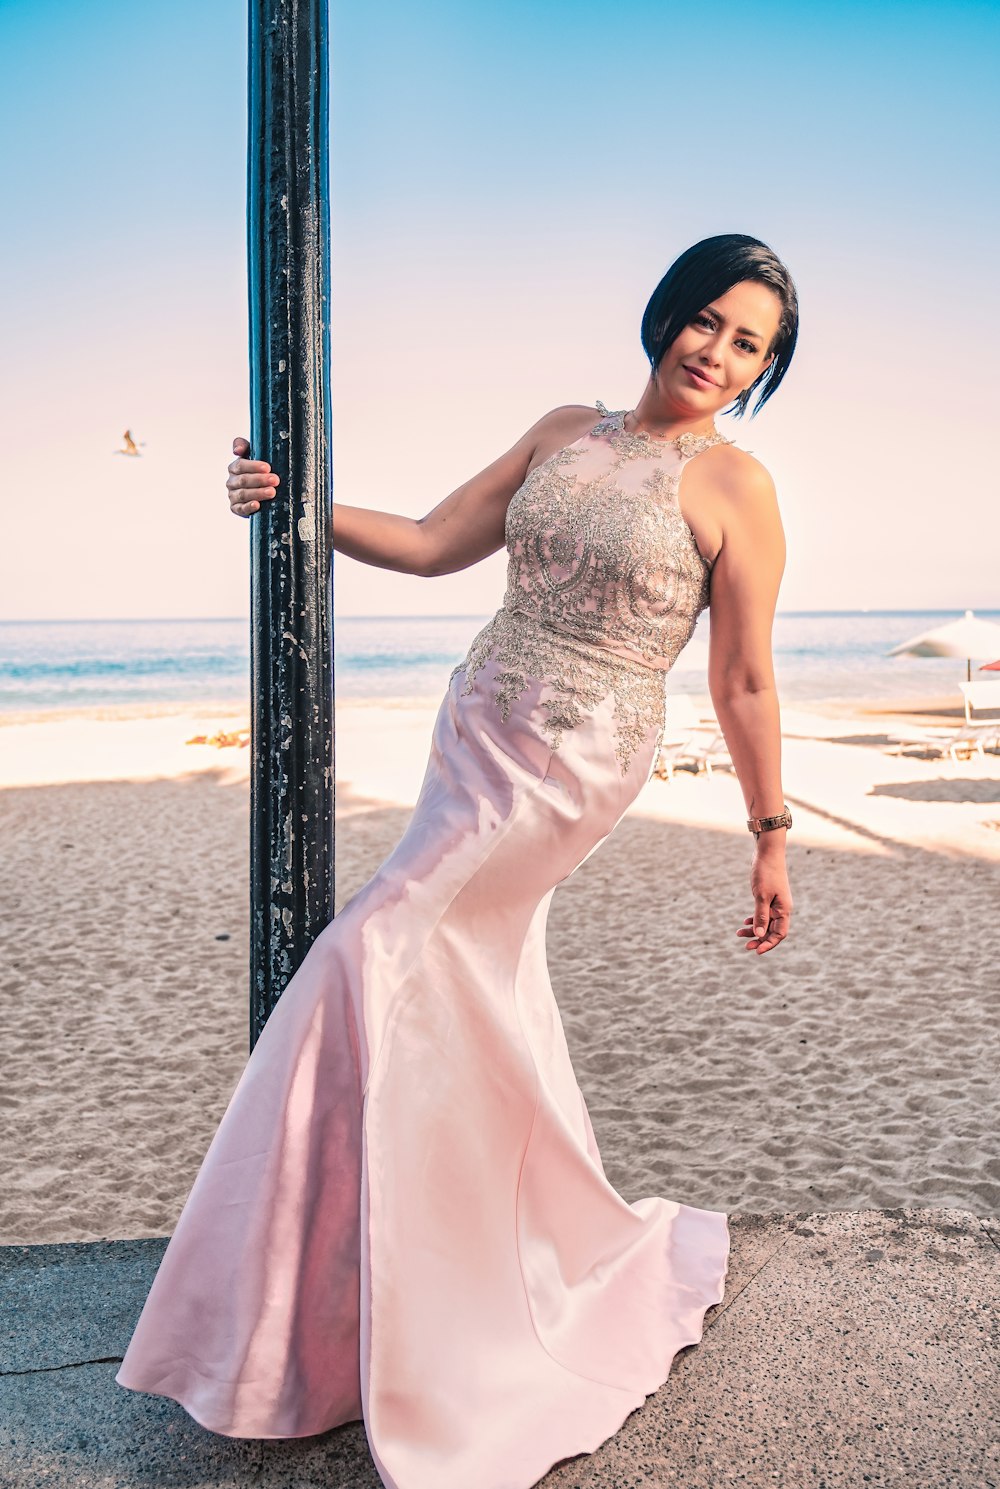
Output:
[115,655,731,1489]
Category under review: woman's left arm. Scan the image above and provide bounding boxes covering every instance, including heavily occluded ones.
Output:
[705,452,793,956]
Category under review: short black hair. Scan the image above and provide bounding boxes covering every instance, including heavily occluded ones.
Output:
[640,234,799,419]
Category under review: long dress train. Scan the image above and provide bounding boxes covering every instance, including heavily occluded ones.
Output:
[115,402,733,1489]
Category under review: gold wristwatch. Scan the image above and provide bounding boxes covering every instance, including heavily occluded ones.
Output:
[747,804,792,839]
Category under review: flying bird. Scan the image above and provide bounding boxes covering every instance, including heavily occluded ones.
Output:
[114,429,145,457]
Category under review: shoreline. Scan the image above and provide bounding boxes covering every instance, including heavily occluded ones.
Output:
[0,687,991,734]
[2,690,999,850]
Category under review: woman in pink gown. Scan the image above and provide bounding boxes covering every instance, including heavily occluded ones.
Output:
[116,233,798,1488]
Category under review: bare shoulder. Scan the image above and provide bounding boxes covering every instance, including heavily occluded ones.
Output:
[699,440,779,494]
[528,402,604,444]
[523,404,603,472]
[698,443,777,506]
[532,402,605,430]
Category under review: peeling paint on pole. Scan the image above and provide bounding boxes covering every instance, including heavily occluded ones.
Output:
[247,0,334,1051]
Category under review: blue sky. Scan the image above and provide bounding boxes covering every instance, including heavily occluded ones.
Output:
[1,0,997,617]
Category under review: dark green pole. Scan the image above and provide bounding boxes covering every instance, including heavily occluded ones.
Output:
[247,0,333,1049]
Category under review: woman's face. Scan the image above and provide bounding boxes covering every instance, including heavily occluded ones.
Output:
[657,279,783,416]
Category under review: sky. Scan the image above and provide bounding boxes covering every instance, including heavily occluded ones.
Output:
[0,0,997,620]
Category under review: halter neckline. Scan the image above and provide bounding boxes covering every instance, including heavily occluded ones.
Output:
[594,400,732,456]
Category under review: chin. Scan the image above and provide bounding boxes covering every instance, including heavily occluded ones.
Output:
[687,385,727,415]
[678,386,713,410]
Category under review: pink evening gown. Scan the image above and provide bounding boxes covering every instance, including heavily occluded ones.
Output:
[115,401,733,1489]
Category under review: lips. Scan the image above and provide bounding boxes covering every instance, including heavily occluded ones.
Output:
[683,365,718,388]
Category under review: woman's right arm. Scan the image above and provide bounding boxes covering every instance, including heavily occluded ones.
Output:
[226,407,587,578]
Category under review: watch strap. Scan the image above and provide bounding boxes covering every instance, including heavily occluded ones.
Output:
[747,804,792,836]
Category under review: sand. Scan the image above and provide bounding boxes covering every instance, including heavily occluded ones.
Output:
[1,691,999,1246]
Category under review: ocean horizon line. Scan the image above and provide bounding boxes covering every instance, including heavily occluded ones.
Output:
[2,609,998,716]
[1,607,998,626]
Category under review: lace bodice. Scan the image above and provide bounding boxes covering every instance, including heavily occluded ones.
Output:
[452,401,732,773]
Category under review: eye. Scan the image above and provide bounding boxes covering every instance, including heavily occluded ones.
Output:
[695,312,758,355]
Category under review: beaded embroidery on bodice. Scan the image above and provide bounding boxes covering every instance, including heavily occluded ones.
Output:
[451,401,733,773]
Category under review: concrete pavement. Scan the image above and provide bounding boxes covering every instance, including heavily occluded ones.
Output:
[2,1209,997,1488]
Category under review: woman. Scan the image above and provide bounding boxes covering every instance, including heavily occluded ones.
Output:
[116,233,796,1489]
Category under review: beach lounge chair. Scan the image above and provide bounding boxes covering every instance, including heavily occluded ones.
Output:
[653,697,729,780]
[959,680,1000,724]
[883,723,993,764]
[653,694,699,779]
[684,729,733,775]
[958,682,1000,751]
[654,735,699,780]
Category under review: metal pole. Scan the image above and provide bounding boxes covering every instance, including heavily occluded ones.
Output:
[247,0,333,1049]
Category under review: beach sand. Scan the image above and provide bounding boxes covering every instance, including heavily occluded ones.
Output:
[1,692,998,1246]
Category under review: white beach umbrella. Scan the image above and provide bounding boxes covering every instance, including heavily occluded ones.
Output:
[888,610,1000,683]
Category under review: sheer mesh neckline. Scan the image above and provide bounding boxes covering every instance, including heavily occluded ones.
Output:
[594,399,732,457]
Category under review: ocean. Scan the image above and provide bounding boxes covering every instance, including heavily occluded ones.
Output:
[0,612,998,716]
